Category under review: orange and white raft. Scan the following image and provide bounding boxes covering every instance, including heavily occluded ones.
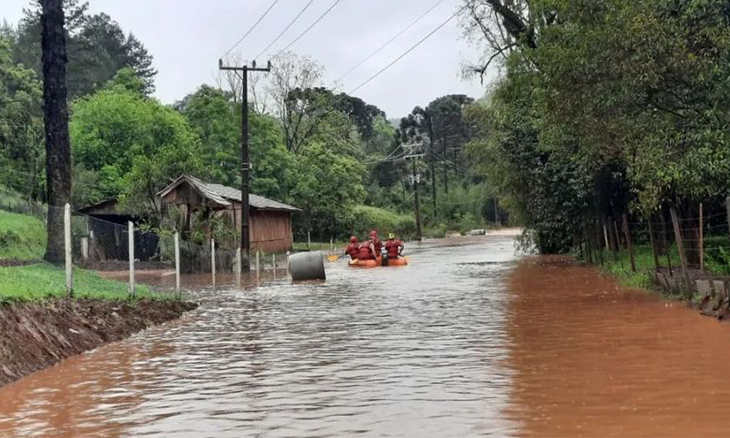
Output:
[348,257,382,268]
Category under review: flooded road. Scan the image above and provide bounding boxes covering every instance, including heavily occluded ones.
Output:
[507,257,730,437]
[3,234,730,436]
[0,235,518,437]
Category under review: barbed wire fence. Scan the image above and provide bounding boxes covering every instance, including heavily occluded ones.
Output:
[579,202,730,298]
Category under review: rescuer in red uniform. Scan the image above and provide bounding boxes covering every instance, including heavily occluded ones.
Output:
[369,230,382,258]
[345,236,360,260]
[385,233,404,259]
[357,238,378,260]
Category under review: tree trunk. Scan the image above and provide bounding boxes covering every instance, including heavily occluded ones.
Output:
[41,0,72,264]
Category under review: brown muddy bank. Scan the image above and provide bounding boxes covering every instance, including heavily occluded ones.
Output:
[0,299,197,387]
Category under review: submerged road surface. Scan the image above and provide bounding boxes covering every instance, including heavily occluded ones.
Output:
[3,233,730,437]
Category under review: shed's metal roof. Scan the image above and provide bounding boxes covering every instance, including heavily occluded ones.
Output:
[158,175,300,212]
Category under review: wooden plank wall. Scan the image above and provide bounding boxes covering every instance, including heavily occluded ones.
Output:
[228,205,293,253]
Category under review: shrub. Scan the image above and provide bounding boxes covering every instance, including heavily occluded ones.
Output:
[350,205,416,239]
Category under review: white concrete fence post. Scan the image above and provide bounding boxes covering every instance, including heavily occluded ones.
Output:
[255,250,260,283]
[128,221,135,297]
[80,236,89,261]
[272,253,276,280]
[64,203,73,298]
[236,247,242,288]
[211,238,216,291]
[174,231,181,299]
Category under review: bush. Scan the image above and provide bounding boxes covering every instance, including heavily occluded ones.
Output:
[0,231,21,248]
[350,205,416,239]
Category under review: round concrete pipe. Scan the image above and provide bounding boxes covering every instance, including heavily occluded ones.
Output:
[288,252,326,281]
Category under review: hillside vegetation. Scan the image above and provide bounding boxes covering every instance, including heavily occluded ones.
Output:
[0,210,45,260]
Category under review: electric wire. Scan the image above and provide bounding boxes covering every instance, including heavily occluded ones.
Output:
[273,0,345,59]
[349,5,466,94]
[254,0,316,61]
[222,0,282,59]
[336,0,447,83]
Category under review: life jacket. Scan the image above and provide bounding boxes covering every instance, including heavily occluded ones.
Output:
[346,243,359,259]
[385,240,403,258]
[358,240,375,260]
[372,239,383,256]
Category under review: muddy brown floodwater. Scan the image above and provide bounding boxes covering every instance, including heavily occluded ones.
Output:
[2,233,730,437]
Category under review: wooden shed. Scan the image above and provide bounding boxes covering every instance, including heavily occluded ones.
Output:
[158,175,299,253]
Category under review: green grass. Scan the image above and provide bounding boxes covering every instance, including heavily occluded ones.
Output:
[0,262,161,303]
[0,203,180,304]
[584,244,683,292]
[0,210,46,260]
[293,241,347,252]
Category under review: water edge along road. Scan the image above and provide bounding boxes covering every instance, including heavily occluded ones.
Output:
[3,233,730,437]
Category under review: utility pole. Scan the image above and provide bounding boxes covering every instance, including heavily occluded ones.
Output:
[219,59,271,271]
[424,108,437,215]
[404,143,424,241]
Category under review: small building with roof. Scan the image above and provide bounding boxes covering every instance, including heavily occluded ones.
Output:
[157,175,299,253]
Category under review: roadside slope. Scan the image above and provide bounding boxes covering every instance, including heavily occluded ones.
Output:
[0,299,197,387]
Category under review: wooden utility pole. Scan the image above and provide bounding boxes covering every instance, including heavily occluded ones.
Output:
[424,109,438,214]
[219,59,270,271]
[404,143,424,241]
[41,0,72,264]
[412,157,422,241]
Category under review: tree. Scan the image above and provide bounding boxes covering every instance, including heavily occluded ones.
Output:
[15,2,156,99]
[70,84,202,217]
[0,36,44,201]
[265,51,327,153]
[290,142,366,240]
[175,84,295,200]
[462,0,730,254]
[40,0,72,263]
[175,85,239,185]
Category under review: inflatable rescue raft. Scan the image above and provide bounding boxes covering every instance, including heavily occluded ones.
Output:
[348,256,409,268]
[384,256,408,267]
[348,256,382,268]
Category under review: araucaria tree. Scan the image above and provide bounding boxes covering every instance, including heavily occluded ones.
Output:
[40,0,72,263]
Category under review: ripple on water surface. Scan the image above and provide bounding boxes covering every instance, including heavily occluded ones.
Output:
[0,236,519,437]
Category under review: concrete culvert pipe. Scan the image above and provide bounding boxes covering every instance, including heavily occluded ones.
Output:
[288,252,326,281]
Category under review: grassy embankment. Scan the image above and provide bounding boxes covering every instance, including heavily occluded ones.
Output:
[587,236,730,295]
[0,209,159,303]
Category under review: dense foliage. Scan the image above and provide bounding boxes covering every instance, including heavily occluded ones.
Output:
[461,0,730,253]
[0,1,497,244]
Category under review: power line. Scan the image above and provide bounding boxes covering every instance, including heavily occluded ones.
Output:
[349,5,466,94]
[273,0,345,58]
[254,0,315,61]
[336,0,447,83]
[222,0,282,59]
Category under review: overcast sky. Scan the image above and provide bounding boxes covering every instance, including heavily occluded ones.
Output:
[2,0,493,118]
